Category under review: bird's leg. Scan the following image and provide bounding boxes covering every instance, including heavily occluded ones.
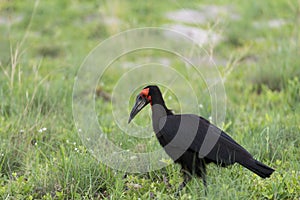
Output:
[122,173,129,191]
[202,177,207,195]
[175,169,192,197]
[199,162,208,195]
[201,172,207,195]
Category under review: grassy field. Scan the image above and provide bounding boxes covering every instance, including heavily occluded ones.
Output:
[1,0,300,199]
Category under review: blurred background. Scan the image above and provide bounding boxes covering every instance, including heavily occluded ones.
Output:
[0,0,299,199]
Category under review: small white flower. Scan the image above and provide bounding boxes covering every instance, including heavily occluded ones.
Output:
[208,116,212,121]
[34,142,38,146]
[74,147,79,153]
[73,142,76,145]
[66,140,69,143]
[0,153,4,157]
[199,104,203,108]
[20,130,25,133]
[38,129,43,133]
[78,128,82,132]
[42,127,47,131]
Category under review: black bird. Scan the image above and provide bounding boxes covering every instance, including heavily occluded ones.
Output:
[128,85,274,194]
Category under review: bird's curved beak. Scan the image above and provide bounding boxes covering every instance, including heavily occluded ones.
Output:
[128,95,149,123]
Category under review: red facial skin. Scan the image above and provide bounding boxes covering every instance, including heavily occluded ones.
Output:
[140,88,152,105]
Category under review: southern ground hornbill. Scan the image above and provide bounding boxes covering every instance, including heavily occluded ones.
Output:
[128,85,274,194]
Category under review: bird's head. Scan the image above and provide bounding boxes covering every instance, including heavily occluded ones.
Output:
[128,85,159,123]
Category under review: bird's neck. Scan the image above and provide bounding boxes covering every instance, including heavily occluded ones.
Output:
[151,97,173,134]
[151,94,173,116]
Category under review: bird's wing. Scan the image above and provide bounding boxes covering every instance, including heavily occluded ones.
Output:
[158,114,252,164]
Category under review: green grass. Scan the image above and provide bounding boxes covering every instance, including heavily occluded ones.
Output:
[1,0,300,199]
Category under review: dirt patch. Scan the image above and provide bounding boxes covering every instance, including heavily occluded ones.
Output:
[164,24,222,46]
[253,19,286,29]
[0,15,23,25]
[166,5,239,24]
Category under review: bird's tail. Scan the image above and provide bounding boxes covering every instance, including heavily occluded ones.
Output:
[238,158,275,178]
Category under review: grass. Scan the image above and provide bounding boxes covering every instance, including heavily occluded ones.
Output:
[0,0,300,199]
